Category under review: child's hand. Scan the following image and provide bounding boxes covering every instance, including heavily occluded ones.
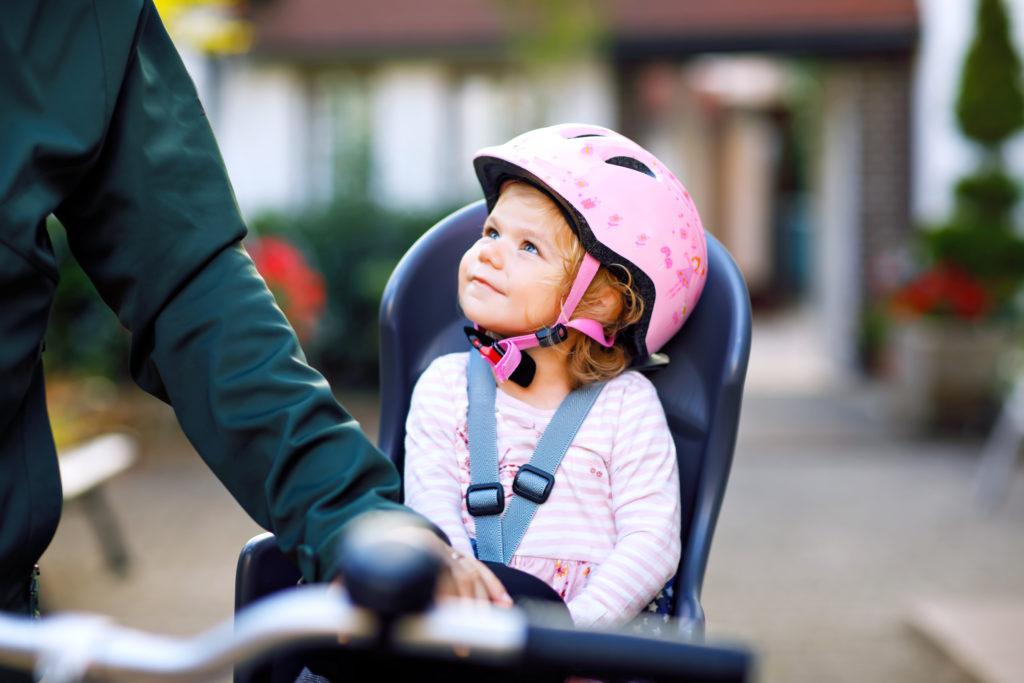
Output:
[332,512,513,609]
[437,546,514,607]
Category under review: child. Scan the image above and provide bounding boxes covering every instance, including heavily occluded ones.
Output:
[404,123,708,627]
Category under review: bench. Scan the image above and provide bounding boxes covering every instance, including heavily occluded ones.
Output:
[58,432,139,575]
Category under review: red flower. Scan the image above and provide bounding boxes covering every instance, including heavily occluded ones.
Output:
[889,262,993,321]
[248,236,326,342]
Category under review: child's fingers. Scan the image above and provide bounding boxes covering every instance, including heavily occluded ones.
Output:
[446,551,484,599]
[469,557,514,607]
[440,550,512,606]
[461,556,494,603]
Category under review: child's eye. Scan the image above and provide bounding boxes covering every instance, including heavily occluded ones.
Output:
[483,226,499,239]
[522,241,539,254]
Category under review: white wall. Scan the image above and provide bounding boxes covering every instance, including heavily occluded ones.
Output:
[363,60,615,210]
[536,61,616,131]
[189,58,615,215]
[177,49,311,220]
[367,63,451,210]
[816,67,863,380]
[213,63,311,219]
[452,75,506,201]
[450,61,616,204]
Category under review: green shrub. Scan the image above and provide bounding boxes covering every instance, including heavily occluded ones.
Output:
[250,198,460,388]
[911,0,1024,320]
[923,223,1024,305]
[927,170,1024,288]
[956,0,1024,150]
[44,198,458,390]
[44,217,131,380]
[954,169,1020,224]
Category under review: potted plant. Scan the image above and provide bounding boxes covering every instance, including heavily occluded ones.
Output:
[887,0,1024,432]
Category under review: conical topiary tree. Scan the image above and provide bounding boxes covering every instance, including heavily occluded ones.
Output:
[924,0,1024,314]
[956,0,1024,153]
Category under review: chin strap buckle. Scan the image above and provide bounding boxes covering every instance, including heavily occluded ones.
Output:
[535,323,568,348]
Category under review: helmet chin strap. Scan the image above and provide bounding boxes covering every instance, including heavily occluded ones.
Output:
[466,253,613,387]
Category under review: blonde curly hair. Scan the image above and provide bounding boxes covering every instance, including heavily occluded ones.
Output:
[515,183,645,387]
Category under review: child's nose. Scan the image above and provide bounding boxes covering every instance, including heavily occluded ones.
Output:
[479,240,504,267]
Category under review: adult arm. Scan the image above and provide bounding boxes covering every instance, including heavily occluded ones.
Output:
[53,0,416,582]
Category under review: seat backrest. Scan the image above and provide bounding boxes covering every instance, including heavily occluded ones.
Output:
[378,200,751,634]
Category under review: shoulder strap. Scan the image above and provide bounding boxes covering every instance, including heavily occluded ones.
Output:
[467,351,504,562]
[466,351,604,564]
[498,379,603,564]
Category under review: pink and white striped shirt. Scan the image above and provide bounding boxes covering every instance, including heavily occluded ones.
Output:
[403,352,681,627]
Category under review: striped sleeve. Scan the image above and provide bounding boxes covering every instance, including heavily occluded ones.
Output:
[566,373,682,627]
[402,354,475,555]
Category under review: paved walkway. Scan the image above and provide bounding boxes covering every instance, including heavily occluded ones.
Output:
[705,309,1024,683]
[36,309,1024,682]
[707,387,1024,683]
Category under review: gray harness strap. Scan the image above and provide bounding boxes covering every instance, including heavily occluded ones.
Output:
[466,351,605,564]
[467,351,503,562]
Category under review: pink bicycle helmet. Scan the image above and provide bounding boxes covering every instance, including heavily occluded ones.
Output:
[472,123,707,374]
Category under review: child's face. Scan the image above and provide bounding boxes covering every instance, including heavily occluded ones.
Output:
[458,183,572,338]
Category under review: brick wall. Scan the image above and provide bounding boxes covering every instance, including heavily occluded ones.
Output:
[856,56,914,299]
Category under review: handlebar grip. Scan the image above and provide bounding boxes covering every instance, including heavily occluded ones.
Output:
[336,514,442,618]
[339,539,441,617]
[521,625,753,683]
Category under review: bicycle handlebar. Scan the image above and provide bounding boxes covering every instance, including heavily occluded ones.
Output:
[0,585,751,683]
[0,515,753,682]
[0,584,539,682]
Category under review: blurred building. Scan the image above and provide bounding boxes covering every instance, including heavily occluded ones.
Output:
[175,0,1018,381]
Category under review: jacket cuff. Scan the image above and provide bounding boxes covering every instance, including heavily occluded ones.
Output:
[304,510,449,583]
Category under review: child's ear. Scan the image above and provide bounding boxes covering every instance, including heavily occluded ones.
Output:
[593,285,623,321]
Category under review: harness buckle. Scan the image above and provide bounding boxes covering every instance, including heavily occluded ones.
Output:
[536,323,568,347]
[466,482,505,516]
[512,464,555,504]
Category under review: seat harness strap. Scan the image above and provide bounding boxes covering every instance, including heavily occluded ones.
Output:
[466,351,605,564]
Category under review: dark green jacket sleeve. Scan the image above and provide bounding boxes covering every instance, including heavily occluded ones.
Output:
[53,0,423,581]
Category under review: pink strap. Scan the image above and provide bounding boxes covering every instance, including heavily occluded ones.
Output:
[566,318,613,347]
[474,253,613,383]
[492,341,524,383]
[498,252,612,351]
[558,253,612,347]
[560,253,601,323]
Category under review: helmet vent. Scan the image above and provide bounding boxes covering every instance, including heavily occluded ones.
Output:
[605,156,655,178]
[569,134,603,139]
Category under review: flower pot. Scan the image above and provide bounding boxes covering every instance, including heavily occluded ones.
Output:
[888,319,1015,433]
